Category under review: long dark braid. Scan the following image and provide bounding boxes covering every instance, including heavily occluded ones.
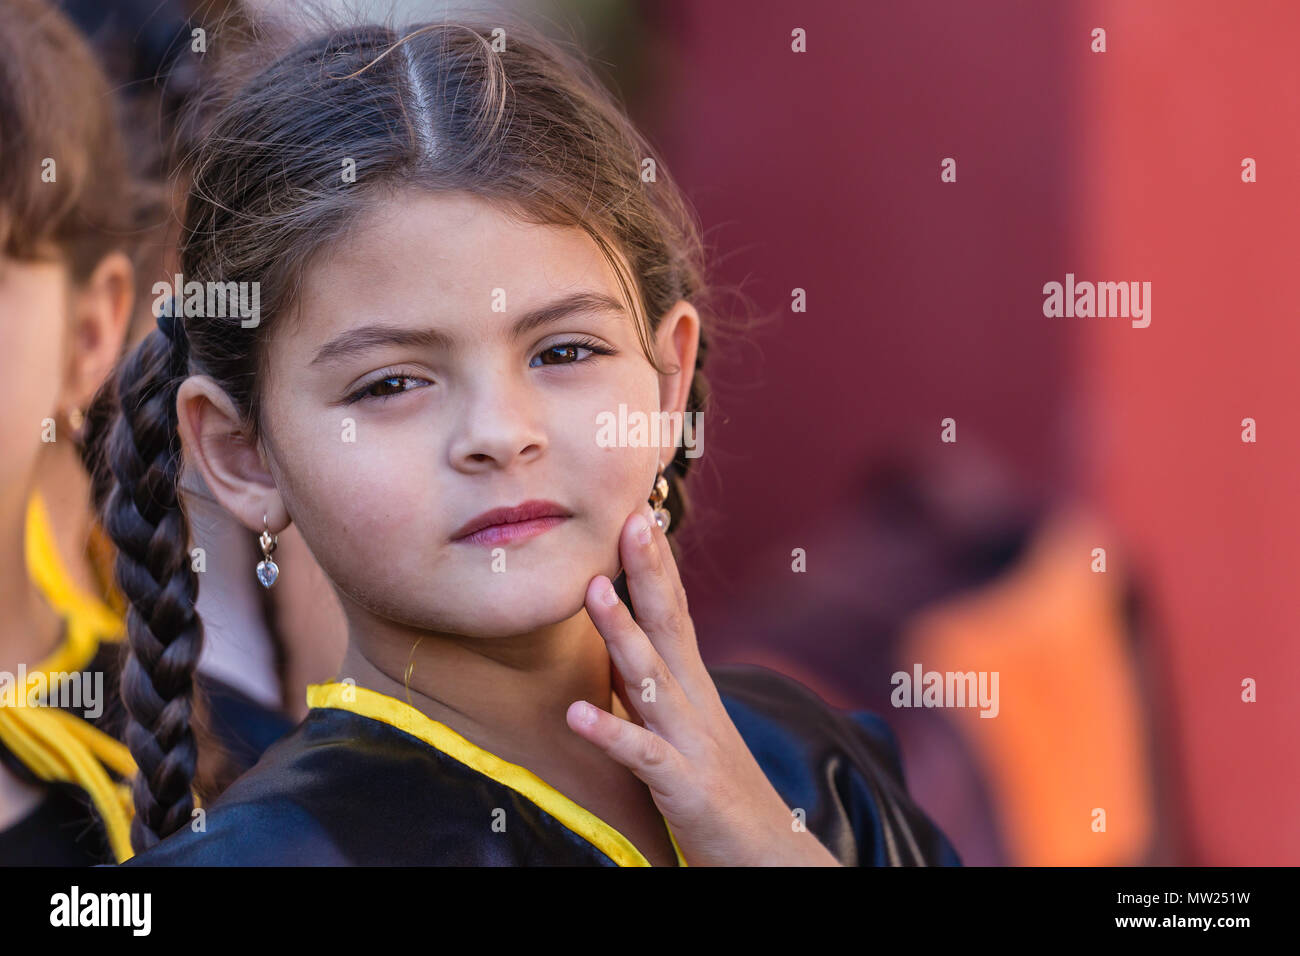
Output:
[90,309,202,850]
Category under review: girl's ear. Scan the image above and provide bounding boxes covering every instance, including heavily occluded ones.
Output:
[175,374,289,534]
[59,251,134,415]
[653,299,701,445]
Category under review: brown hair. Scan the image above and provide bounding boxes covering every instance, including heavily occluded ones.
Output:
[86,9,719,852]
[0,0,144,279]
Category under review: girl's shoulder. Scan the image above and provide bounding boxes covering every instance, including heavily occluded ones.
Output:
[707,662,962,866]
[121,708,357,866]
[123,701,618,866]
[126,701,493,866]
[126,667,963,867]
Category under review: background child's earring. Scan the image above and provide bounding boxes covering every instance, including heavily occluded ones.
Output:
[256,515,279,588]
[62,405,87,448]
[649,463,671,532]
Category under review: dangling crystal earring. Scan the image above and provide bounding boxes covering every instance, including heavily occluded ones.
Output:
[649,463,671,533]
[256,515,279,588]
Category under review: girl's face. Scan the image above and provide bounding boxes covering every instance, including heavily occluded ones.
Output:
[247,190,697,637]
[0,251,132,494]
[0,256,66,491]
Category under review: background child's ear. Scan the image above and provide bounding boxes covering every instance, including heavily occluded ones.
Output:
[175,373,288,536]
[59,251,134,417]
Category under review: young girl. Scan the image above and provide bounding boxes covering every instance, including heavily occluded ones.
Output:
[92,11,961,866]
[0,0,156,864]
[0,0,292,864]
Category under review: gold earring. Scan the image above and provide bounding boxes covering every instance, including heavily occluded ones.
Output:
[649,463,671,532]
[256,515,279,588]
[66,406,85,431]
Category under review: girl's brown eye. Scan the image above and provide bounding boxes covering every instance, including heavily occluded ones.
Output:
[529,338,613,368]
[534,345,588,366]
[346,373,431,405]
[370,376,409,396]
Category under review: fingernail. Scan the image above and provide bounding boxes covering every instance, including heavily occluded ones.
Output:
[575,701,597,725]
[601,580,620,606]
[633,514,652,544]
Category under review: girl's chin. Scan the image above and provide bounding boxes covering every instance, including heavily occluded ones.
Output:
[421,585,598,633]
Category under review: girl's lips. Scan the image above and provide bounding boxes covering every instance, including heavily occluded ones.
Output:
[453,515,569,546]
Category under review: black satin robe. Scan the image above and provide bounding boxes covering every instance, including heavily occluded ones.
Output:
[0,640,295,866]
[124,663,962,866]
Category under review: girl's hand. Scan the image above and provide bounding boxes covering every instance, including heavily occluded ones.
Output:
[565,504,842,867]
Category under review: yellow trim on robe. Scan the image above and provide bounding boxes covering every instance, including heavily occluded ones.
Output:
[2,489,138,862]
[25,489,126,660]
[307,682,688,867]
[0,701,136,863]
[0,608,138,862]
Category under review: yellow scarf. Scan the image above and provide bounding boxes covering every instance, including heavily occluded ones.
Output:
[0,491,137,862]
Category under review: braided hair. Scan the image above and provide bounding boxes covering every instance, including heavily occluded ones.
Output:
[87,304,201,850]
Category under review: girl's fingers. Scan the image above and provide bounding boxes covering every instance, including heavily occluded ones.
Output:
[620,505,710,702]
[608,657,644,728]
[565,698,685,797]
[620,506,690,653]
[648,505,689,601]
[585,574,697,744]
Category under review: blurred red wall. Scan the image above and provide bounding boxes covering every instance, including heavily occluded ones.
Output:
[645,0,1299,864]
[1078,0,1300,865]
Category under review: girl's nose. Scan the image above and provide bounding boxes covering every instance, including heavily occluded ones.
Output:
[446,372,547,472]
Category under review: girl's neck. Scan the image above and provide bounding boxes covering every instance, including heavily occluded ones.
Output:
[0,480,65,673]
[182,482,282,710]
[338,609,616,768]
[35,440,100,600]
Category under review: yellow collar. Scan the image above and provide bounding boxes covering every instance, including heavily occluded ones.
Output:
[25,490,125,674]
[307,681,687,867]
[1,492,138,863]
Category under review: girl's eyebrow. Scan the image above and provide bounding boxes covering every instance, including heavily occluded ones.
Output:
[308,290,627,367]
